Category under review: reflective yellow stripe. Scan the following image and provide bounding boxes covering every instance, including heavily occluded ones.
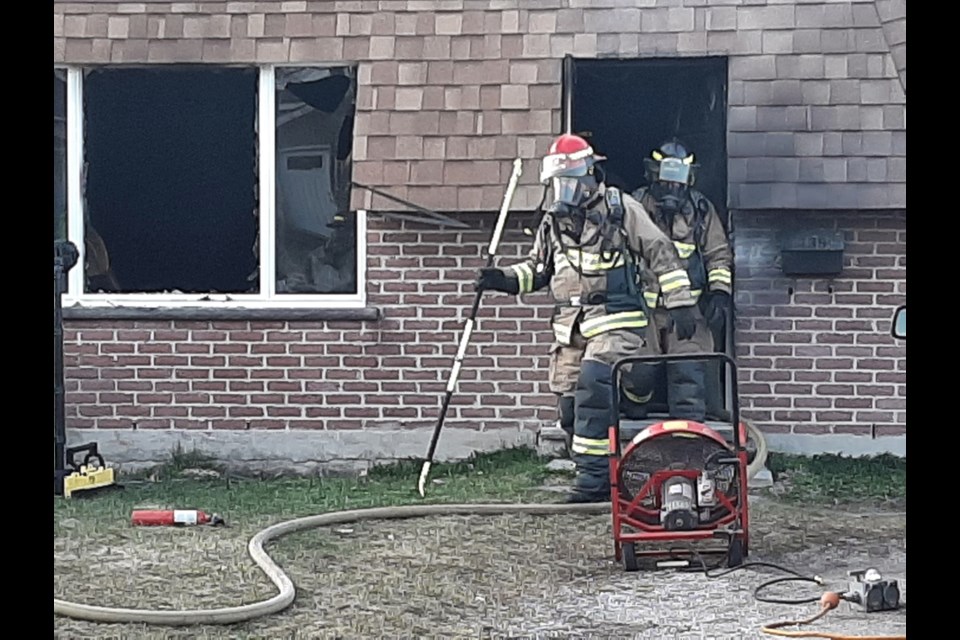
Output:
[623,387,653,404]
[673,241,697,259]
[644,289,701,308]
[510,263,535,294]
[572,435,610,456]
[659,269,691,293]
[562,250,625,273]
[708,268,732,285]
[580,311,647,338]
[552,322,572,345]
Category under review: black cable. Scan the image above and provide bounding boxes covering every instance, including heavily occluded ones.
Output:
[669,545,824,607]
[753,575,823,606]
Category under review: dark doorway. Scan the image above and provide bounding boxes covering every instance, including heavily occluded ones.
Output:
[563,55,729,229]
[563,56,733,419]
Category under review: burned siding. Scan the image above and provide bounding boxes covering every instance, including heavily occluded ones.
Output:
[55,0,906,213]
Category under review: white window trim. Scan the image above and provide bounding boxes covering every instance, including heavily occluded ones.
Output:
[58,64,367,310]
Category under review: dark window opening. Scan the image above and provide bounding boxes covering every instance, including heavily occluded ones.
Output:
[54,70,67,242]
[275,67,358,295]
[564,56,732,418]
[82,66,258,294]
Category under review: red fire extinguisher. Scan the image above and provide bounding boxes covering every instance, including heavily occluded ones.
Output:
[131,509,225,527]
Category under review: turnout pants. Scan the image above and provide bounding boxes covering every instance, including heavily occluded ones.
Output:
[621,305,715,422]
[549,327,660,494]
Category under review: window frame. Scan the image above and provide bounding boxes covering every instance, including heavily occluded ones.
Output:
[56,63,367,310]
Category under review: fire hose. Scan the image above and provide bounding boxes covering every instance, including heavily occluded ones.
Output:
[54,502,608,625]
[744,418,768,482]
[53,412,773,625]
[54,500,904,640]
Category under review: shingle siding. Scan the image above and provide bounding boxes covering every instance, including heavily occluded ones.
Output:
[55,0,906,213]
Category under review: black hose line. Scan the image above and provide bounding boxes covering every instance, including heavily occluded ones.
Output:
[673,547,825,607]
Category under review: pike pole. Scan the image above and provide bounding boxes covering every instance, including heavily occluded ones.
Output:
[417,158,524,497]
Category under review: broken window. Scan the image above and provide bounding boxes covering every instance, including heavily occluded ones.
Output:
[275,67,358,295]
[54,70,67,242]
[57,64,362,307]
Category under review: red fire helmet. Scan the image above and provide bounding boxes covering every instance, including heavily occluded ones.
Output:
[539,133,606,185]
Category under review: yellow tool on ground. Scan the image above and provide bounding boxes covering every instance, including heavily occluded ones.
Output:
[59,443,120,499]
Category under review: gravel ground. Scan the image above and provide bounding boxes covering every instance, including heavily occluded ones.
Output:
[54,492,906,639]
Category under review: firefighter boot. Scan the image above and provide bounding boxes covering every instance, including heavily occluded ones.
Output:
[567,359,613,503]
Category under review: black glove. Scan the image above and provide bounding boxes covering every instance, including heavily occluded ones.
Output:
[474,267,519,294]
[703,291,731,332]
[668,305,697,341]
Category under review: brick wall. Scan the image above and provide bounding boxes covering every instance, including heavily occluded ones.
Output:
[65,210,906,442]
[733,210,906,438]
[64,214,559,435]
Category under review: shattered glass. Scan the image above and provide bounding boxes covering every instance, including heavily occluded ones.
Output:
[275,67,358,295]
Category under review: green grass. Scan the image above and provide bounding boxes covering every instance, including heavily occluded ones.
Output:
[54,446,558,529]
[55,446,907,534]
[765,452,906,506]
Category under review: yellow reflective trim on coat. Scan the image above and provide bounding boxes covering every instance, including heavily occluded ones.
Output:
[552,323,573,345]
[572,435,610,455]
[580,311,648,338]
[673,241,697,259]
[708,268,732,285]
[510,263,535,294]
[623,387,653,405]
[562,250,625,273]
[645,289,701,308]
[658,269,691,293]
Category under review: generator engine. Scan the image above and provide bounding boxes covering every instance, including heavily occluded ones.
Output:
[619,425,741,530]
[659,465,731,530]
[661,475,698,530]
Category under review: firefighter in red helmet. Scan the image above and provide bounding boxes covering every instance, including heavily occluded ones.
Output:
[475,134,698,502]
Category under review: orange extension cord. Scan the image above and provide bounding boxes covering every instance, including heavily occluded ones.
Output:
[760,592,906,639]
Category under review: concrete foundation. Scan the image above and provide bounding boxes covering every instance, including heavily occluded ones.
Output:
[764,433,906,458]
[68,424,905,480]
[69,427,538,476]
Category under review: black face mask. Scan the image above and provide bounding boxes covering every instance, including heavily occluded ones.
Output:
[547,201,584,242]
[651,181,688,213]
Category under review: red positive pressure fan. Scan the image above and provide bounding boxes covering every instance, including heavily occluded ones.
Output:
[609,353,750,572]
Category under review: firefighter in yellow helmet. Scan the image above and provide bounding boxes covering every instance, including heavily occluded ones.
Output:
[628,138,734,422]
[475,134,698,502]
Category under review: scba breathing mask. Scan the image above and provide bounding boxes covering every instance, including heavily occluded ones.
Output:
[552,174,599,207]
[645,142,697,212]
[541,155,599,207]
